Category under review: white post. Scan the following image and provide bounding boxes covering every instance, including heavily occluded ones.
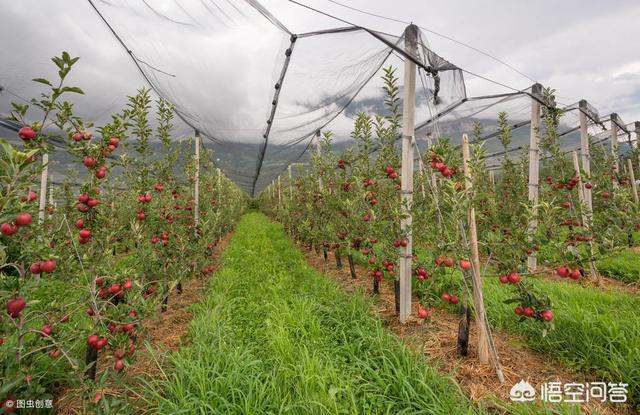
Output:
[489,170,496,190]
[578,105,598,278]
[277,176,282,205]
[194,131,201,235]
[288,164,293,201]
[527,83,542,271]
[315,130,323,192]
[217,168,221,204]
[610,114,619,172]
[572,151,598,277]
[462,133,490,364]
[399,24,417,323]
[579,101,594,218]
[38,153,49,224]
[572,151,587,223]
[635,122,640,170]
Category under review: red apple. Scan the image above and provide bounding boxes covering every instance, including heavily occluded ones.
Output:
[556,266,569,278]
[18,126,37,140]
[0,223,18,236]
[40,260,56,273]
[83,156,96,168]
[6,297,26,318]
[540,309,554,321]
[507,272,520,284]
[29,263,41,274]
[15,213,32,227]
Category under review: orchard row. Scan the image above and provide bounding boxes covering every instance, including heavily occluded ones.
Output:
[262,68,639,329]
[0,53,246,413]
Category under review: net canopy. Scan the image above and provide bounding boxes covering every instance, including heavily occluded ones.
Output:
[0,0,636,195]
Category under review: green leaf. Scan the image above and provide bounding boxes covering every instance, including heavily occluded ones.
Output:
[62,86,85,95]
[51,56,64,69]
[32,78,52,86]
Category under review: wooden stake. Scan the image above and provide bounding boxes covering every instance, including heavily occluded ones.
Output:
[399,24,418,323]
[628,158,639,204]
[461,133,490,364]
[572,151,587,217]
[527,83,542,271]
[489,170,495,190]
[194,131,201,236]
[38,153,49,224]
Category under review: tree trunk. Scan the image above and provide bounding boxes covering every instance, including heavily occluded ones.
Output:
[335,250,342,268]
[84,345,98,381]
[348,255,356,279]
[456,304,471,356]
[161,284,169,312]
[373,278,379,295]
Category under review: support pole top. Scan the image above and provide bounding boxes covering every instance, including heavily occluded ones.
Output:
[404,24,419,44]
[531,83,543,95]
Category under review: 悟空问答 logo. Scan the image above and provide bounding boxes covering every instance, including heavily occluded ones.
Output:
[510,380,536,402]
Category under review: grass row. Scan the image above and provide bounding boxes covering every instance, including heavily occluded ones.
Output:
[139,213,478,414]
[596,248,640,283]
[482,277,640,409]
[414,265,640,410]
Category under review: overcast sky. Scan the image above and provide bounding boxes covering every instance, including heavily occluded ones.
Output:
[1,0,638,192]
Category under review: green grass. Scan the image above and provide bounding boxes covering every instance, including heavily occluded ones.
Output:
[426,270,640,410]
[139,213,477,414]
[596,249,640,283]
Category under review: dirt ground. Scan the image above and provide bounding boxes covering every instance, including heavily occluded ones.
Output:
[301,245,635,415]
[54,233,233,415]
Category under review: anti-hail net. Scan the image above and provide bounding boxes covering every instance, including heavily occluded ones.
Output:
[0,0,633,195]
